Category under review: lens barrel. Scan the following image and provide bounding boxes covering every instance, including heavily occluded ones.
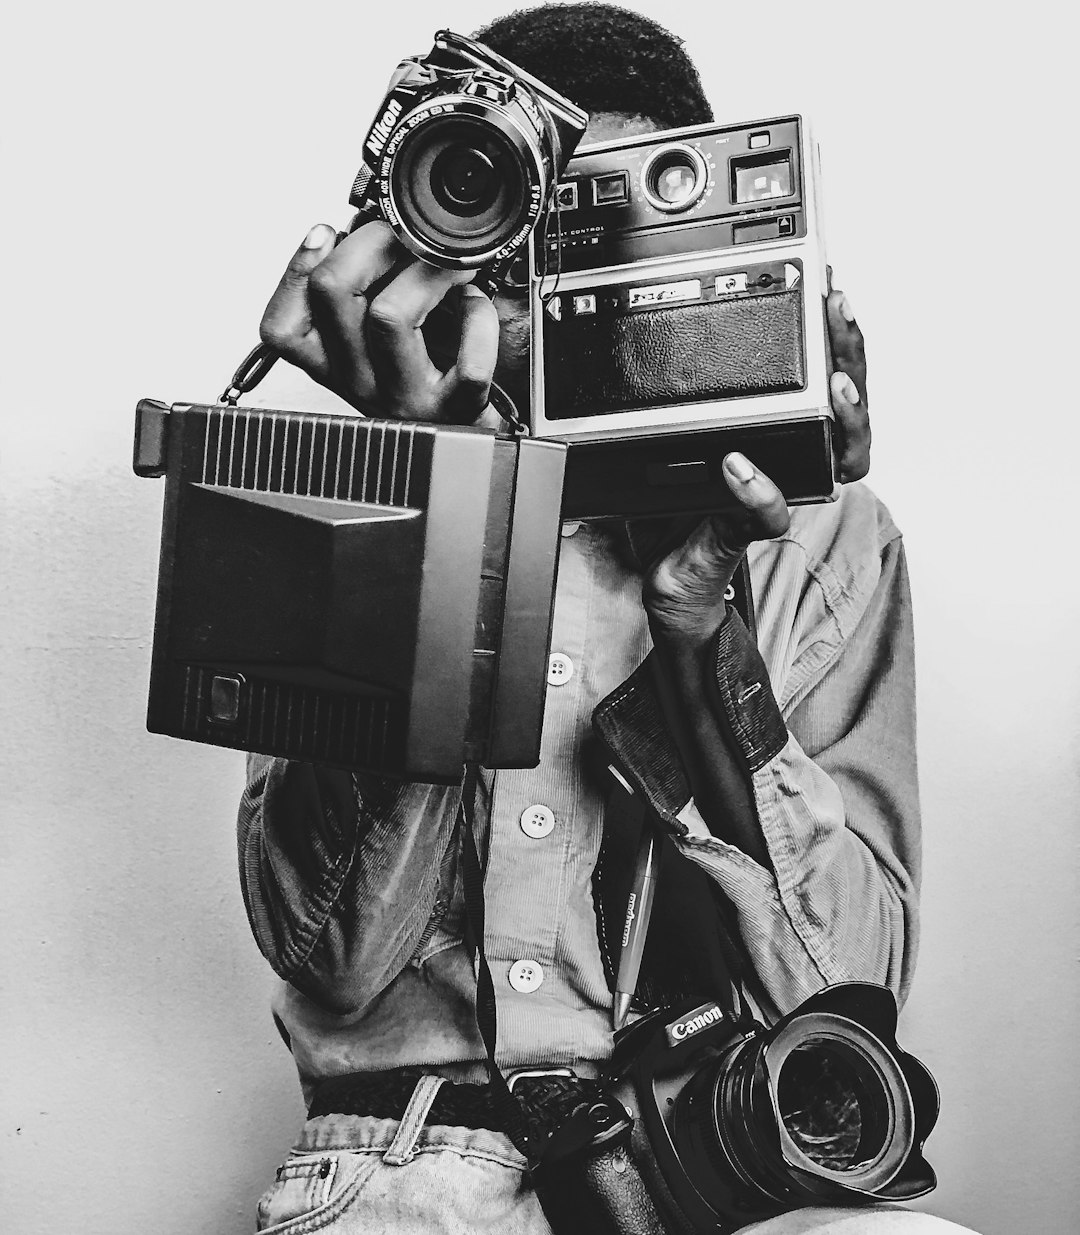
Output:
[641,143,709,213]
[384,96,550,268]
[673,1012,916,1213]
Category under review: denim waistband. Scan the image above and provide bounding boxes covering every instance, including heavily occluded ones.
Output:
[293,1113,528,1171]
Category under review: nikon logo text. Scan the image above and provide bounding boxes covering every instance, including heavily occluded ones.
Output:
[666,1002,724,1046]
[367,99,404,157]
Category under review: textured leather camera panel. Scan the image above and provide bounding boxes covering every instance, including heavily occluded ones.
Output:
[545,291,805,416]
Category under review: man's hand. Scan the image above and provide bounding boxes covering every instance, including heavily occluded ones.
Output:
[259,220,501,423]
[827,272,870,481]
[643,453,791,648]
[645,278,871,647]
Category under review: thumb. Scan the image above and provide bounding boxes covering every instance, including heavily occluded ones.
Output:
[710,452,790,553]
[259,223,337,369]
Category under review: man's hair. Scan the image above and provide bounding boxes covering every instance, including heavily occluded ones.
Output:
[476,3,712,131]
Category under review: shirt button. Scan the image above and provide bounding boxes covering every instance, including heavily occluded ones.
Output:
[520,804,556,839]
[547,653,574,686]
[560,521,582,537]
[508,960,544,993]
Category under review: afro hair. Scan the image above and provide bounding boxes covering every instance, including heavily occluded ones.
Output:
[476,3,712,131]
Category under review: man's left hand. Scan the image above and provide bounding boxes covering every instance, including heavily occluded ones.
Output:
[827,273,870,482]
[644,279,870,647]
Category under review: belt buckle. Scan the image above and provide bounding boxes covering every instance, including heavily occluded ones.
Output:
[506,1066,576,1092]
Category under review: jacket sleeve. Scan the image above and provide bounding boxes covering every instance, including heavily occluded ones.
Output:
[593,534,920,1017]
[237,759,460,1014]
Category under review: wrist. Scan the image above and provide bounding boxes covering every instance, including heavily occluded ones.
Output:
[648,603,727,665]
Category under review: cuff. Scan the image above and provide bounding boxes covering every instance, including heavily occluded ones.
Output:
[710,608,787,774]
[592,653,691,832]
[591,609,788,825]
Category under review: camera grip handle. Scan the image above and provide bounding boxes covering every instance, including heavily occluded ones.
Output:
[531,1098,671,1235]
[577,1142,669,1235]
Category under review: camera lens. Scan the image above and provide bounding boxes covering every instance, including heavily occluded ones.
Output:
[641,144,708,213]
[430,144,499,216]
[775,1039,885,1171]
[390,114,531,263]
[672,1011,915,1213]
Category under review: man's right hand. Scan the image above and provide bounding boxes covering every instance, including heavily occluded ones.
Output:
[259,220,501,424]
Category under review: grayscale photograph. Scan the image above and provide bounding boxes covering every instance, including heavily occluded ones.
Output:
[2,2,1074,1233]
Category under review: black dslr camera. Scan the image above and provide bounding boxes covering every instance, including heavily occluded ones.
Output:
[348,29,587,280]
[534,985,939,1234]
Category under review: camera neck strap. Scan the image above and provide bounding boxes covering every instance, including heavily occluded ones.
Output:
[458,760,537,1160]
[455,554,758,1161]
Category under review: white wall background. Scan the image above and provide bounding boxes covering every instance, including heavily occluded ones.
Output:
[2,1,1076,1232]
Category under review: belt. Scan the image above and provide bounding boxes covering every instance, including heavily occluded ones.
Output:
[307,1067,606,1143]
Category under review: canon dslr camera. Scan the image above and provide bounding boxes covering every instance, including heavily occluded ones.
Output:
[534,984,939,1234]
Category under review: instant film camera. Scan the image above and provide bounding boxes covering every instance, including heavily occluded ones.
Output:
[135,32,840,781]
[533,115,838,518]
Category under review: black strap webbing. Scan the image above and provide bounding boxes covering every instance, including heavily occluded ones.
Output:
[458,761,535,1160]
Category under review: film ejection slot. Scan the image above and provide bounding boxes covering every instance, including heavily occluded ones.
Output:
[640,143,708,213]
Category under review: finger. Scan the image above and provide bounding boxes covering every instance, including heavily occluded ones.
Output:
[306,221,408,404]
[365,262,477,416]
[259,224,337,378]
[826,287,868,406]
[830,370,871,482]
[716,453,791,548]
[438,285,500,423]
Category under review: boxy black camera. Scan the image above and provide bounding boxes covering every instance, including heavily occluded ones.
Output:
[134,399,566,783]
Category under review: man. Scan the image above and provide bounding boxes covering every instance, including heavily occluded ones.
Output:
[238,5,968,1232]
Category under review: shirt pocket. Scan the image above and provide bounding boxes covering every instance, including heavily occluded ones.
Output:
[255,1151,376,1232]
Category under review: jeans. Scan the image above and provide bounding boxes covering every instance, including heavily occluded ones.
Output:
[254,1075,979,1234]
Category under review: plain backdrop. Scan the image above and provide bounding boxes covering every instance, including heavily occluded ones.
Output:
[2,1,1076,1232]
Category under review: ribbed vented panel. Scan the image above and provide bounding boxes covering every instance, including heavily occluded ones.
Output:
[178,665,401,769]
[197,407,420,507]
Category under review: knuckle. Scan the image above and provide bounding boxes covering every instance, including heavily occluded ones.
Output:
[258,313,295,354]
[307,261,346,300]
[365,295,409,339]
[454,363,493,395]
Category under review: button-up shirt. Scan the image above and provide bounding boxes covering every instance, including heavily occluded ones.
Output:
[238,482,919,1104]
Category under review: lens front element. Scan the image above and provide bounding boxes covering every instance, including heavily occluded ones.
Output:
[775,1039,888,1173]
[641,143,708,213]
[392,115,528,260]
[672,1010,916,1216]
[430,143,500,217]
[765,1016,914,1192]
